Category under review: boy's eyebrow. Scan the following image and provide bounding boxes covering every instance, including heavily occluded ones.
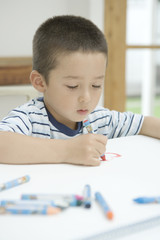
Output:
[63,76,80,79]
[63,75,105,80]
[94,75,105,79]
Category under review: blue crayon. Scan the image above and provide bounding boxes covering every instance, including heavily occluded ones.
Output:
[0,175,30,192]
[95,192,113,220]
[0,199,56,207]
[84,120,106,161]
[133,197,160,204]
[83,184,91,208]
[0,205,61,215]
[21,194,83,207]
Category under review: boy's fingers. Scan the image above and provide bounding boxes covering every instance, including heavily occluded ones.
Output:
[92,159,101,166]
[94,141,106,156]
[95,134,108,145]
[88,156,101,166]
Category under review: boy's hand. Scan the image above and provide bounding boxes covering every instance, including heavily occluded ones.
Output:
[63,134,108,166]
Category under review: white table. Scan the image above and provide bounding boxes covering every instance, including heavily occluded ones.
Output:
[0,135,160,240]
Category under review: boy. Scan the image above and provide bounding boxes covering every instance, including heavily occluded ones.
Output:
[0,15,159,166]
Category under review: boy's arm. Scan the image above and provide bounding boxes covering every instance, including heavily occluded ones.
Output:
[139,116,160,139]
[0,132,107,166]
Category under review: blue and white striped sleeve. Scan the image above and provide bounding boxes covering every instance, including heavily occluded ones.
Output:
[108,110,144,138]
[0,109,32,135]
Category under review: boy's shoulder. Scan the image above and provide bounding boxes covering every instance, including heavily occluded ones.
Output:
[16,97,45,113]
[8,97,48,121]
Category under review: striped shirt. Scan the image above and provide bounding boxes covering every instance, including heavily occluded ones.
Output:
[0,97,144,139]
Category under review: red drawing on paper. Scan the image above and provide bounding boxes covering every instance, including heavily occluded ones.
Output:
[104,152,121,161]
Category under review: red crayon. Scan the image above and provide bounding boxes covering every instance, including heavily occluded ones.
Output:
[84,120,107,161]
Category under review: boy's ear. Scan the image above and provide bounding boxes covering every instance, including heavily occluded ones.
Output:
[30,70,47,92]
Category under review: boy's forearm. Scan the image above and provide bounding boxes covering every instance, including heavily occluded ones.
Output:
[139,116,160,139]
[0,132,106,166]
[0,132,66,164]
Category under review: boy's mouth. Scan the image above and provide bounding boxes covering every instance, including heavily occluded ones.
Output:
[77,109,88,115]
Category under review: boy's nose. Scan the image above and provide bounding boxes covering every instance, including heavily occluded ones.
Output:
[78,91,91,103]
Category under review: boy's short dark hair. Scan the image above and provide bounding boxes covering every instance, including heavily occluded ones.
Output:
[33,15,108,83]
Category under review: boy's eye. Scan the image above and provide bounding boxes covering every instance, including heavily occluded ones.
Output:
[66,85,78,89]
[92,85,102,88]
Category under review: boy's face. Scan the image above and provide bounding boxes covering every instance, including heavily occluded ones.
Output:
[43,52,107,130]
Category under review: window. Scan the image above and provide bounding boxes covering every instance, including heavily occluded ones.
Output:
[104,0,160,116]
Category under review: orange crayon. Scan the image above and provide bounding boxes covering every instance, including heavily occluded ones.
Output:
[95,192,114,220]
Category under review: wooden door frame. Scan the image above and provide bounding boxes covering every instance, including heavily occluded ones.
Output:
[104,0,127,112]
